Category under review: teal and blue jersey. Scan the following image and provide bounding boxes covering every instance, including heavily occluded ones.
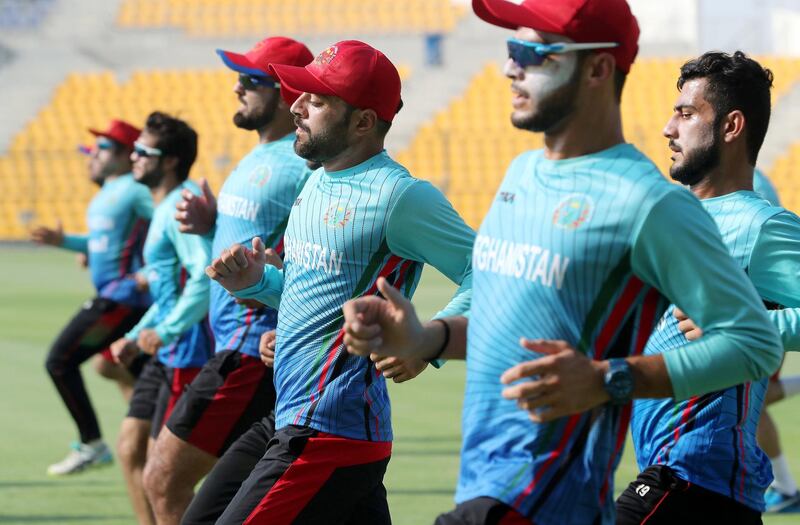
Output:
[236,150,474,441]
[210,135,311,358]
[126,180,213,369]
[459,144,781,525]
[631,191,800,511]
[754,168,781,206]
[61,173,152,307]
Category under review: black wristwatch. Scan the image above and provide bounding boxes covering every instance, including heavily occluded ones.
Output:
[604,358,634,405]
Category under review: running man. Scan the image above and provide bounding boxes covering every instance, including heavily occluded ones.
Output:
[752,168,800,513]
[141,37,314,525]
[341,1,782,523]
[207,40,474,524]
[617,51,800,524]
[110,112,213,525]
[31,119,152,476]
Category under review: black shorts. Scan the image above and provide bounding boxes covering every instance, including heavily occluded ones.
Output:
[216,425,392,525]
[126,360,201,439]
[434,497,532,525]
[615,465,762,525]
[165,350,276,457]
[182,414,276,525]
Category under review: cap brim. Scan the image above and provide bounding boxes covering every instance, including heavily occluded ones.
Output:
[216,49,267,76]
[268,63,337,106]
[472,0,561,32]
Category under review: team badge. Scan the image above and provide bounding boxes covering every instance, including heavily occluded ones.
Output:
[323,203,352,228]
[552,194,593,230]
[315,46,338,66]
[248,164,272,187]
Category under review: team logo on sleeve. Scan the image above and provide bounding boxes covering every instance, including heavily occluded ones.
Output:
[248,165,272,187]
[552,194,593,230]
[323,204,352,228]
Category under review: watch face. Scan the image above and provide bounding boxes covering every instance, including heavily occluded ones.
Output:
[606,362,633,404]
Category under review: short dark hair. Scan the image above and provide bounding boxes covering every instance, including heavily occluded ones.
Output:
[144,111,198,181]
[677,51,773,165]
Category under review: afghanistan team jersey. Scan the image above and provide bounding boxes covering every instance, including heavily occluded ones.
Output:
[237,150,474,442]
[459,144,781,525]
[210,135,311,358]
[61,173,152,307]
[631,191,800,511]
[126,180,213,369]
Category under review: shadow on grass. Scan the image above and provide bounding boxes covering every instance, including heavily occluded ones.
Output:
[390,488,455,496]
[0,515,129,523]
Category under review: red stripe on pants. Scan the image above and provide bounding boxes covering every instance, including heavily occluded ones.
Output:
[164,367,201,427]
[244,434,391,525]
[187,355,266,456]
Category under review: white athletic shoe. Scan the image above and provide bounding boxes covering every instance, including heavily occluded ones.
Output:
[46,440,113,476]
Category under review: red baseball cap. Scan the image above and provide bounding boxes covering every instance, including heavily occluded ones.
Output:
[472,0,640,73]
[268,40,402,123]
[88,119,141,148]
[217,36,313,78]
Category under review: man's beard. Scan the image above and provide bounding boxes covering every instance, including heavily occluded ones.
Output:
[669,133,721,186]
[293,113,352,163]
[233,96,278,131]
[511,63,582,133]
[136,165,164,188]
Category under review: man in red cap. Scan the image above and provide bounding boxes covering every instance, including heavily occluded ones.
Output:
[31,118,154,476]
[205,40,474,524]
[139,36,316,525]
[337,1,783,524]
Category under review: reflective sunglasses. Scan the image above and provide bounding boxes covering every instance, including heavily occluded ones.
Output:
[133,141,163,158]
[238,73,281,90]
[95,137,115,150]
[507,38,619,68]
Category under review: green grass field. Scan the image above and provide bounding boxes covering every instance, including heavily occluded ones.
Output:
[1,246,799,524]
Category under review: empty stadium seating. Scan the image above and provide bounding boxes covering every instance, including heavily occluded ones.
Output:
[767,142,800,212]
[116,0,466,36]
[2,56,800,239]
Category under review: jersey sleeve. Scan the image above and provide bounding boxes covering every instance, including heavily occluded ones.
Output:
[61,234,89,254]
[152,219,212,345]
[631,189,782,400]
[232,265,284,309]
[385,180,474,318]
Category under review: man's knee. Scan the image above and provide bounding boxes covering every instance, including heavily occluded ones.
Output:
[118,419,149,467]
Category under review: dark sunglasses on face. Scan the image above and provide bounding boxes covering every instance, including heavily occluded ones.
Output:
[133,141,163,158]
[238,73,281,90]
[95,137,115,151]
[506,38,619,69]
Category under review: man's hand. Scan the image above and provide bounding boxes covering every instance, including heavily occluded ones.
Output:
[132,271,149,293]
[76,253,88,269]
[30,220,64,246]
[175,178,217,234]
[137,329,163,355]
[111,337,140,366]
[259,330,276,367]
[674,307,703,341]
[500,339,609,423]
[206,237,270,292]
[372,355,428,383]
[342,277,425,360]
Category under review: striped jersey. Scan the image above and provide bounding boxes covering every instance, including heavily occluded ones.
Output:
[210,135,311,358]
[459,144,780,524]
[126,180,213,369]
[237,150,474,441]
[61,173,152,307]
[631,190,800,511]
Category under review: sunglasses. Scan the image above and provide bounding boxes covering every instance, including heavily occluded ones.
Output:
[507,38,619,68]
[95,137,115,150]
[238,73,281,91]
[133,141,163,158]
